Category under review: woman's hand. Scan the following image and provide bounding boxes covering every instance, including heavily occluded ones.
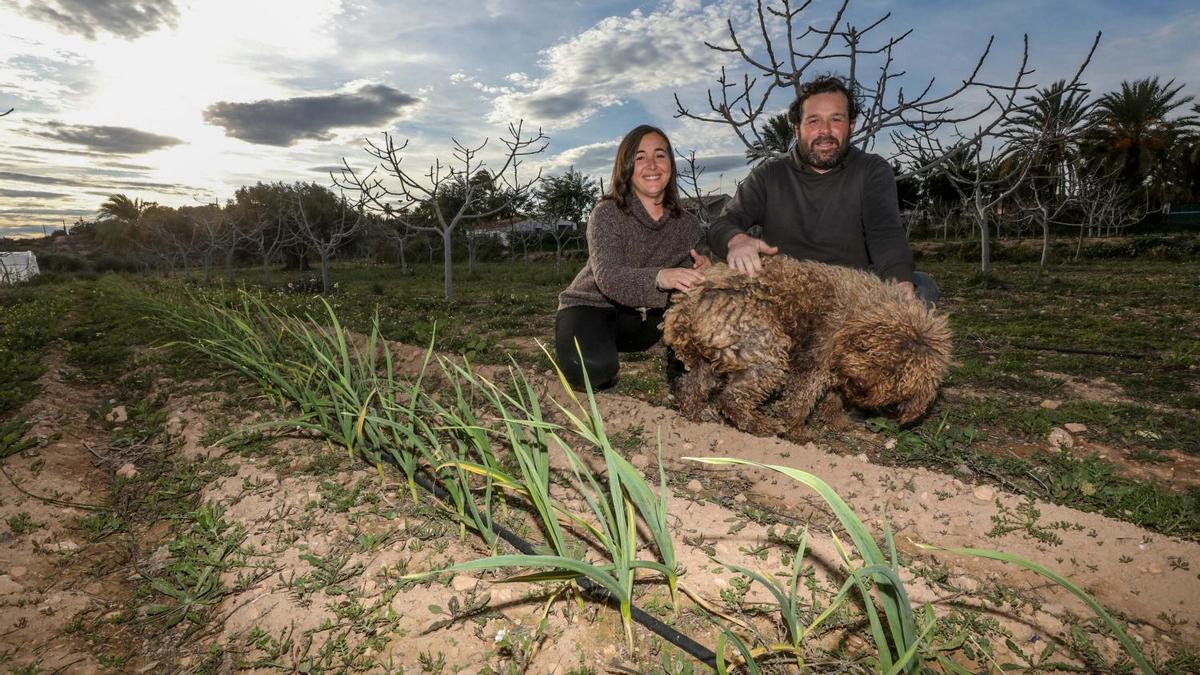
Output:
[690,249,711,271]
[657,266,706,292]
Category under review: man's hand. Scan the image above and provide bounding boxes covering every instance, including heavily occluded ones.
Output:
[726,233,779,277]
[657,267,706,292]
[690,249,711,271]
[897,280,916,301]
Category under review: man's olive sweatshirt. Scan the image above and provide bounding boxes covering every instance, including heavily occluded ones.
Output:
[707,145,915,284]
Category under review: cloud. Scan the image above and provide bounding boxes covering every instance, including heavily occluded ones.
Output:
[691,154,748,175]
[0,170,75,186]
[31,121,185,154]
[202,83,420,147]
[0,188,67,198]
[489,1,743,129]
[542,140,619,177]
[0,170,199,194]
[16,0,181,40]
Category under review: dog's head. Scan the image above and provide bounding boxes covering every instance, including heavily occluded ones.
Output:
[829,300,952,424]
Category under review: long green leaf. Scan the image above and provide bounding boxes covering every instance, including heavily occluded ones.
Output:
[917,543,1156,674]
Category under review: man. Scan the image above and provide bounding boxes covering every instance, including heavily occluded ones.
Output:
[707,75,938,302]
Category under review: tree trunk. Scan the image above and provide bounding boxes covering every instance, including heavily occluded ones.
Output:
[1039,206,1050,270]
[976,203,992,276]
[442,228,454,302]
[320,251,332,294]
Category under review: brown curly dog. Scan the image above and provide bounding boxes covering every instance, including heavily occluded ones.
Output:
[662,257,951,438]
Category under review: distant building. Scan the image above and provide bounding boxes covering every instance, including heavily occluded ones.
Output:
[0,251,40,284]
[1165,203,1200,226]
[472,217,576,245]
[680,194,731,224]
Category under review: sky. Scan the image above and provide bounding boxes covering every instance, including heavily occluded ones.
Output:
[1,0,1197,238]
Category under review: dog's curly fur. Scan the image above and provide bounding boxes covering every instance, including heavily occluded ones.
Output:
[662,256,952,437]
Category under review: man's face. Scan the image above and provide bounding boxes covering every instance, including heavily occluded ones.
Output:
[795,91,854,172]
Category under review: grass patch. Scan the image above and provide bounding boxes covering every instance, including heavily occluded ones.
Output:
[0,282,73,414]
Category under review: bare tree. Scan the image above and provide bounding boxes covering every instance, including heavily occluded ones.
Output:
[291,183,366,294]
[185,203,232,281]
[1006,81,1099,269]
[372,217,414,274]
[1070,168,1150,258]
[675,150,722,225]
[676,0,1100,178]
[936,140,1034,275]
[336,122,547,301]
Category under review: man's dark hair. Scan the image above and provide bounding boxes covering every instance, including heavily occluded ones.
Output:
[787,75,862,126]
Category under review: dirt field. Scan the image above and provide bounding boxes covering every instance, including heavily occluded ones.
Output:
[1,328,1196,673]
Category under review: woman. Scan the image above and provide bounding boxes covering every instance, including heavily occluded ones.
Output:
[555,124,708,391]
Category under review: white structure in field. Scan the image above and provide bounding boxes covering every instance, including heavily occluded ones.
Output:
[0,251,40,284]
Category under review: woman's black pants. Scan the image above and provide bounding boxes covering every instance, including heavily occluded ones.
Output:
[554,305,666,391]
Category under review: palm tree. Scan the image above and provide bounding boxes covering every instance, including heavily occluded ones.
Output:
[96,193,148,253]
[745,113,795,163]
[1086,77,1198,206]
[1010,80,1094,188]
[1006,81,1095,265]
[98,194,145,223]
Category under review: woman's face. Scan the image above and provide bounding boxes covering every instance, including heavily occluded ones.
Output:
[630,132,671,204]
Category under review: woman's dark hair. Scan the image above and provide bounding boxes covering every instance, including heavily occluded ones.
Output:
[604,124,681,217]
[787,74,862,126]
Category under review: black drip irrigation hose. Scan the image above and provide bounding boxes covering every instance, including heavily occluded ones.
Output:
[408,471,719,668]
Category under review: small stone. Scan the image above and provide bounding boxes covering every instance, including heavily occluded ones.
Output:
[166,416,185,436]
[972,485,995,502]
[136,662,161,674]
[1137,541,1151,551]
[686,479,703,493]
[9,566,27,579]
[733,493,747,504]
[1135,430,1162,440]
[0,575,24,595]
[953,575,980,592]
[1145,562,1164,575]
[1064,423,1087,433]
[1041,602,1064,615]
[883,438,897,450]
[56,539,79,552]
[630,454,651,470]
[116,463,139,479]
[1048,427,1074,449]
[682,442,694,451]
[854,452,869,463]
[919,491,930,502]
[105,405,128,423]
[1039,399,1061,410]
[451,575,477,592]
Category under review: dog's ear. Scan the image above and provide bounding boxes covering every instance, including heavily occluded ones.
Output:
[896,383,938,424]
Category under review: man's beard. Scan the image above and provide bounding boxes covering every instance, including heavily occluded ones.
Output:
[798,134,849,170]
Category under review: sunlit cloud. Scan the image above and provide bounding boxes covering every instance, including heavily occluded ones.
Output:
[489,0,745,130]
